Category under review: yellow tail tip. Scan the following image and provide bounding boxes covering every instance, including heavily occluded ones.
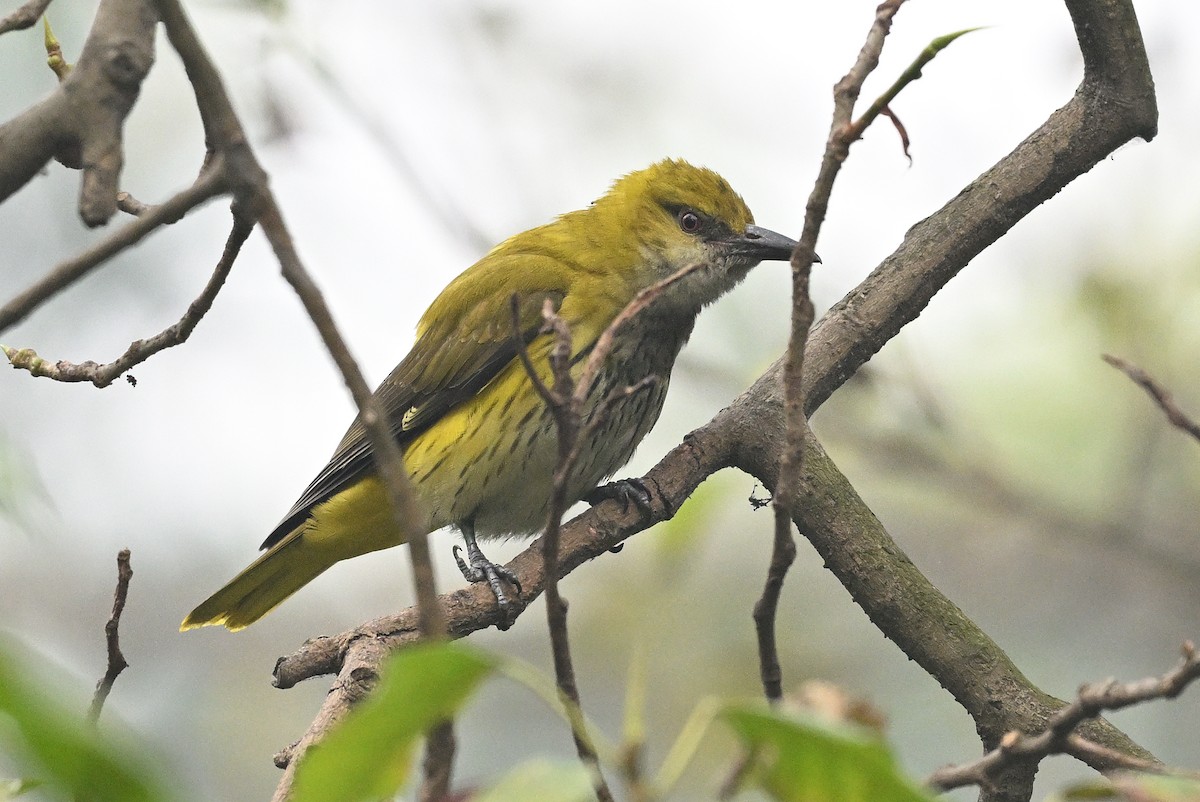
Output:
[180,613,246,632]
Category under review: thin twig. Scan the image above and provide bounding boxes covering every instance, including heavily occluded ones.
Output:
[751,525,796,703]
[147,2,452,794]
[3,214,252,386]
[257,197,442,634]
[509,295,565,409]
[763,0,907,705]
[418,721,456,802]
[0,164,227,335]
[87,549,132,725]
[1103,354,1200,443]
[576,262,705,399]
[158,0,446,635]
[1062,733,1169,775]
[0,0,53,36]
[258,193,452,793]
[845,26,981,142]
[927,642,1199,791]
[509,297,613,802]
[116,191,154,217]
[505,261,701,799]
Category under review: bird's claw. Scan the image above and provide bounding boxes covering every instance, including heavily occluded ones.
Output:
[584,477,654,520]
[452,543,523,629]
[585,478,653,553]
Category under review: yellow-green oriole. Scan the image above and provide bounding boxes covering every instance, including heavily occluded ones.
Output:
[182,159,796,631]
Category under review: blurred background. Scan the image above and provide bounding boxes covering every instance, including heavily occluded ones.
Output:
[1,0,1197,799]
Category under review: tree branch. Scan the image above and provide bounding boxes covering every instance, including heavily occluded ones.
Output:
[763,0,905,707]
[3,213,252,386]
[0,163,227,336]
[86,549,132,725]
[0,0,52,36]
[927,642,1200,792]
[509,297,613,800]
[0,0,158,224]
[1103,354,1200,444]
[800,0,1155,419]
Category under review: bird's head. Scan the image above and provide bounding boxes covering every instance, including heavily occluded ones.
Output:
[581,158,797,312]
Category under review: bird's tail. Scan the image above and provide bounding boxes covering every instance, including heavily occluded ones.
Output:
[181,529,327,632]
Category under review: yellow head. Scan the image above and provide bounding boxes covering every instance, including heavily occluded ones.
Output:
[488,158,796,317]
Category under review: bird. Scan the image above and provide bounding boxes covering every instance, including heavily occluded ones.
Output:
[182,158,797,631]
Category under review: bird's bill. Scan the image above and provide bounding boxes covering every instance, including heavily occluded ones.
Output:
[724,224,800,262]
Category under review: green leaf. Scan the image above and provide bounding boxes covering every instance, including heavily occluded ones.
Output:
[474,760,594,802]
[1054,772,1200,802]
[291,641,497,802]
[0,778,42,800]
[0,639,166,802]
[723,705,934,802]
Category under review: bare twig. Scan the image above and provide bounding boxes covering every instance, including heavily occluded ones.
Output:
[509,299,605,802]
[116,190,154,217]
[927,642,1200,791]
[0,164,227,335]
[256,196,442,638]
[1062,733,1168,775]
[576,262,705,397]
[752,521,797,704]
[761,0,907,706]
[252,185,451,799]
[503,260,705,799]
[87,549,132,725]
[0,0,53,36]
[418,721,456,802]
[132,3,448,795]
[3,214,252,386]
[155,0,446,630]
[1103,354,1200,443]
[509,295,567,409]
[508,295,610,794]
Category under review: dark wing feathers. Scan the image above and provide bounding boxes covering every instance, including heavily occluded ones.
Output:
[259,277,565,550]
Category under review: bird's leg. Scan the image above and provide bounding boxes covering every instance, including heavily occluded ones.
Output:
[452,520,522,628]
[583,478,655,553]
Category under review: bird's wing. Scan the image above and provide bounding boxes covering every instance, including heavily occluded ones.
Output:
[260,257,569,549]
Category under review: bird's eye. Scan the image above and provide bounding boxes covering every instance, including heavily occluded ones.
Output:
[678,209,702,233]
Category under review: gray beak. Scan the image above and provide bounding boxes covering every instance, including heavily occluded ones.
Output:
[726,225,805,263]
